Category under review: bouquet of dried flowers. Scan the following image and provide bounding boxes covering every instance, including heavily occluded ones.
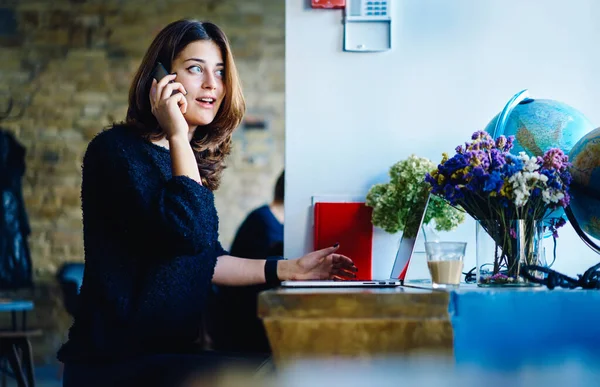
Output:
[425,131,571,284]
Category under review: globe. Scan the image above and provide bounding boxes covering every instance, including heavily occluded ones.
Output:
[568,127,600,242]
[483,91,596,233]
[484,98,595,157]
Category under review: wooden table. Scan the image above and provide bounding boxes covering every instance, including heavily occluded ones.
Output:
[259,284,600,367]
[258,287,453,364]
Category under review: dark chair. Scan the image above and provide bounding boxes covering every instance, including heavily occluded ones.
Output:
[55,263,84,381]
[56,263,84,317]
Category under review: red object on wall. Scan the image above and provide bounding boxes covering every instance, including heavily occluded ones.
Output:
[311,0,346,9]
[313,202,373,280]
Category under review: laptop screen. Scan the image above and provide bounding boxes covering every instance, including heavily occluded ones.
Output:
[391,195,431,281]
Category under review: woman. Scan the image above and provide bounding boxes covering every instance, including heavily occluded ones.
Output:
[57,19,356,387]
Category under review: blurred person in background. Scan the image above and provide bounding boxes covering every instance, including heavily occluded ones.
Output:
[231,170,284,260]
[207,171,285,354]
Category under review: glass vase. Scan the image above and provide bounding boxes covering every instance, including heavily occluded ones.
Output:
[476,219,545,287]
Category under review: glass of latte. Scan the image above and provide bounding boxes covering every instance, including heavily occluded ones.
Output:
[425,242,467,289]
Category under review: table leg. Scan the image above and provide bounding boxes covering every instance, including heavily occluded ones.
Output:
[16,339,34,387]
[1,358,6,387]
[7,340,28,387]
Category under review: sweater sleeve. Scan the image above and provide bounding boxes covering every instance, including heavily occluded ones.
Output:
[150,175,219,255]
[84,129,220,257]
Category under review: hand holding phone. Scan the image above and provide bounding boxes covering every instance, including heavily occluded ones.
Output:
[150,61,188,139]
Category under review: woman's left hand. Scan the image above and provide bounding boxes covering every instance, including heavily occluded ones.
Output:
[282,244,358,281]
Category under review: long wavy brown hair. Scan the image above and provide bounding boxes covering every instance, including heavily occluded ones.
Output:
[126,19,245,190]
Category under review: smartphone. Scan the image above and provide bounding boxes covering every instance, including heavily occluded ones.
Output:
[152,62,170,81]
[152,62,183,98]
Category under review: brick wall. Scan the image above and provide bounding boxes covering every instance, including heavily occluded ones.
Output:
[0,0,284,364]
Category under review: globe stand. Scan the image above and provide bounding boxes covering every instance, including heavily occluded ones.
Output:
[565,205,600,255]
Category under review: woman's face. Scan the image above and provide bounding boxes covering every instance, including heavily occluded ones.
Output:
[171,40,226,128]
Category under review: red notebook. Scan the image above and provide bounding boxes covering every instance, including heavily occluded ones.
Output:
[313,202,373,280]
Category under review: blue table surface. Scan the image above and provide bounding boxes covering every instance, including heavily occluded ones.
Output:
[405,281,600,366]
[0,300,34,312]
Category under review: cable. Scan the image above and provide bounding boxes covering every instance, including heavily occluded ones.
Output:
[521,262,600,290]
[463,267,476,284]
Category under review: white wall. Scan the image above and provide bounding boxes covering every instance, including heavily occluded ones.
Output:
[285,0,600,280]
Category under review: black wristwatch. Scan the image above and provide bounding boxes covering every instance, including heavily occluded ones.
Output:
[264,257,282,286]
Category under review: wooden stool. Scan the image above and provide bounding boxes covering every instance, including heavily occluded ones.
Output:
[0,330,41,387]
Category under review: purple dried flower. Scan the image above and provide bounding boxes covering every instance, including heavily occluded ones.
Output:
[469,131,495,145]
[490,149,506,169]
[467,150,490,169]
[472,131,483,140]
[558,191,571,207]
[495,135,507,149]
[542,148,569,171]
[484,139,495,149]
[547,217,568,238]
[505,136,515,152]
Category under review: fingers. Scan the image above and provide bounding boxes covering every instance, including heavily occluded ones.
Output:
[152,74,176,106]
[314,243,340,258]
[157,73,177,90]
[160,82,187,100]
[331,254,357,271]
[331,268,356,279]
[170,92,187,115]
[151,73,186,102]
[328,253,357,279]
[150,78,158,106]
[332,264,358,273]
[150,75,188,117]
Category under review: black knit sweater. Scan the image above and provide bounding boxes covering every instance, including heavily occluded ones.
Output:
[57,124,226,363]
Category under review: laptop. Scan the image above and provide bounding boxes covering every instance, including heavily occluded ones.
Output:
[281,195,430,288]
